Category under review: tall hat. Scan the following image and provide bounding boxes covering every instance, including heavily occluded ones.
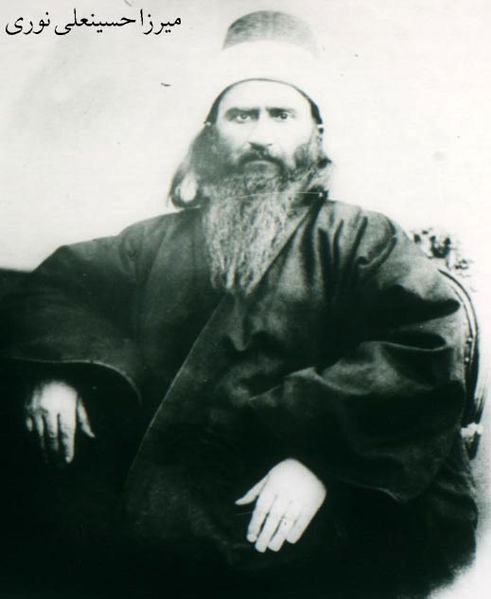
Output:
[199,11,324,125]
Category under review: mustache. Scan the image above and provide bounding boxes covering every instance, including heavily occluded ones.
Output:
[237,149,284,169]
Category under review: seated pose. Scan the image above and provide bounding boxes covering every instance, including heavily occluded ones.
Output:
[0,11,477,599]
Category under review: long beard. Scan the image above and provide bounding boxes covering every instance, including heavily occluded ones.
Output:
[171,125,329,295]
[202,169,311,296]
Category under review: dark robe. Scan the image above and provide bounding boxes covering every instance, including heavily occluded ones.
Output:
[0,195,477,597]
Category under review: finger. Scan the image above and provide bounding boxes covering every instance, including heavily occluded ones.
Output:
[267,506,299,552]
[235,476,267,505]
[246,487,276,543]
[254,498,289,553]
[58,411,76,464]
[43,413,60,459]
[286,512,315,544]
[76,400,95,438]
[25,416,34,433]
[33,415,46,458]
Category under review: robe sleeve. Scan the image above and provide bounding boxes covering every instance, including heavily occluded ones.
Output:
[0,222,151,402]
[246,212,467,503]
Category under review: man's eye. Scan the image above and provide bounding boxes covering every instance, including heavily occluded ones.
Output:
[271,110,293,123]
[272,111,292,121]
[232,113,251,123]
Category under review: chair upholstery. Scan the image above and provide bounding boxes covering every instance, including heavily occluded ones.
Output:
[412,228,488,459]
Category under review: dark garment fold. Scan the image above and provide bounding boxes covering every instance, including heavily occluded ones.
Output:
[0,197,477,596]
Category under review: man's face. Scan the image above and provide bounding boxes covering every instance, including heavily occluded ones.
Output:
[214,80,317,177]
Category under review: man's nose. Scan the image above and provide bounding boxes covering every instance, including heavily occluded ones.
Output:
[246,117,275,148]
[248,142,272,156]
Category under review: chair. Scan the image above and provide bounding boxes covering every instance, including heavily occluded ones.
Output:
[412,228,488,459]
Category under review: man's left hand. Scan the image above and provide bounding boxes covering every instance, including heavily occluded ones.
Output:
[235,458,327,553]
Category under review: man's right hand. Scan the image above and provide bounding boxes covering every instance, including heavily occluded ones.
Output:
[24,380,95,465]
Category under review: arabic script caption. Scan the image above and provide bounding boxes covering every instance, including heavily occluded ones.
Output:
[5,8,182,36]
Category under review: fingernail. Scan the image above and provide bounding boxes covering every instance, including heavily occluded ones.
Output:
[247,534,256,543]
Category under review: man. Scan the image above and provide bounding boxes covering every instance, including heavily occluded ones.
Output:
[0,11,477,598]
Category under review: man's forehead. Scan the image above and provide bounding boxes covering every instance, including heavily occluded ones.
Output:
[217,80,312,112]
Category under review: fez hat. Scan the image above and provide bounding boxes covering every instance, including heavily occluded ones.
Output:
[200,11,324,125]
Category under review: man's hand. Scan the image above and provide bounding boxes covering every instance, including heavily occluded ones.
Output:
[24,380,95,465]
[235,458,327,553]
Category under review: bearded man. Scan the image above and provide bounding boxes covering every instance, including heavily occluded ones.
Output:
[0,11,477,599]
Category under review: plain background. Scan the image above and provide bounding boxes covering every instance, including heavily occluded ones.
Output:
[1,1,490,596]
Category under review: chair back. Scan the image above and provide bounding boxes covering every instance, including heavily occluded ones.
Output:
[440,270,488,459]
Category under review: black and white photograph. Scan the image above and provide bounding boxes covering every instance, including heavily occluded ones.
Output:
[1,1,490,597]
